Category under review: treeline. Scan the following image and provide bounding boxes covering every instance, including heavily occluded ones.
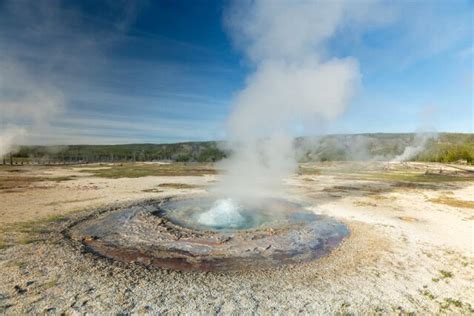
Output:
[3,133,473,165]
[8,142,227,165]
[295,133,414,162]
[415,136,473,164]
[296,133,474,164]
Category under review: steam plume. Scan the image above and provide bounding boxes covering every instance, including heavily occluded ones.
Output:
[0,1,68,158]
[391,133,437,162]
[0,1,144,155]
[0,127,26,158]
[216,0,366,200]
[392,107,438,162]
[0,60,64,158]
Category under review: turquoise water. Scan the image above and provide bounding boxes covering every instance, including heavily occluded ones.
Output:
[159,197,316,232]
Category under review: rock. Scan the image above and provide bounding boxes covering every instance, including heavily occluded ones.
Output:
[14,285,26,295]
[83,235,99,242]
[217,235,232,243]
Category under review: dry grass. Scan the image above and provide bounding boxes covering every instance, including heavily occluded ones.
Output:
[368,193,397,201]
[142,188,163,193]
[80,163,216,178]
[323,185,363,193]
[42,197,100,206]
[429,196,474,209]
[353,200,378,207]
[158,183,202,189]
[398,216,418,222]
[298,166,321,175]
[338,170,474,184]
[0,175,75,192]
[0,214,68,249]
[141,183,202,193]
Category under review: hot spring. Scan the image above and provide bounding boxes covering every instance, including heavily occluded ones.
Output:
[163,197,319,231]
[67,196,349,271]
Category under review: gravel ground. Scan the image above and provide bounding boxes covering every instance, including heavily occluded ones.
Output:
[0,162,472,314]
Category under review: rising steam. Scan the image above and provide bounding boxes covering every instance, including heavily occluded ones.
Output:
[392,107,438,162]
[392,132,438,162]
[214,0,365,201]
[0,60,64,158]
[0,1,143,157]
[0,1,68,159]
[0,127,26,158]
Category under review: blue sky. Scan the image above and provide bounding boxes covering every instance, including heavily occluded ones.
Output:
[0,0,472,145]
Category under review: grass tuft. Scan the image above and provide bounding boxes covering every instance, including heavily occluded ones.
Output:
[439,270,453,279]
[0,214,70,248]
[429,197,474,209]
[157,183,202,189]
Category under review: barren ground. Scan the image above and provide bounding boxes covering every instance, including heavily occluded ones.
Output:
[0,162,472,314]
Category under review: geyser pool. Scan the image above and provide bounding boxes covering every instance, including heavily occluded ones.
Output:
[67,196,349,271]
[197,199,245,229]
[163,197,315,232]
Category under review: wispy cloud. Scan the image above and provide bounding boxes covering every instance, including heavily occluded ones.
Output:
[1,0,471,150]
[330,0,473,73]
[0,0,138,151]
[0,0,236,147]
[37,114,223,145]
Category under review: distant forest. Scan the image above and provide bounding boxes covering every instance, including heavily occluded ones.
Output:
[4,133,473,165]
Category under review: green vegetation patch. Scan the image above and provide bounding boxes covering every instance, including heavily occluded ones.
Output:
[438,270,454,279]
[432,269,454,283]
[420,289,436,300]
[439,298,473,313]
[416,136,474,164]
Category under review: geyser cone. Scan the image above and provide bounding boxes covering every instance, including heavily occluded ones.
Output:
[67,197,349,271]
